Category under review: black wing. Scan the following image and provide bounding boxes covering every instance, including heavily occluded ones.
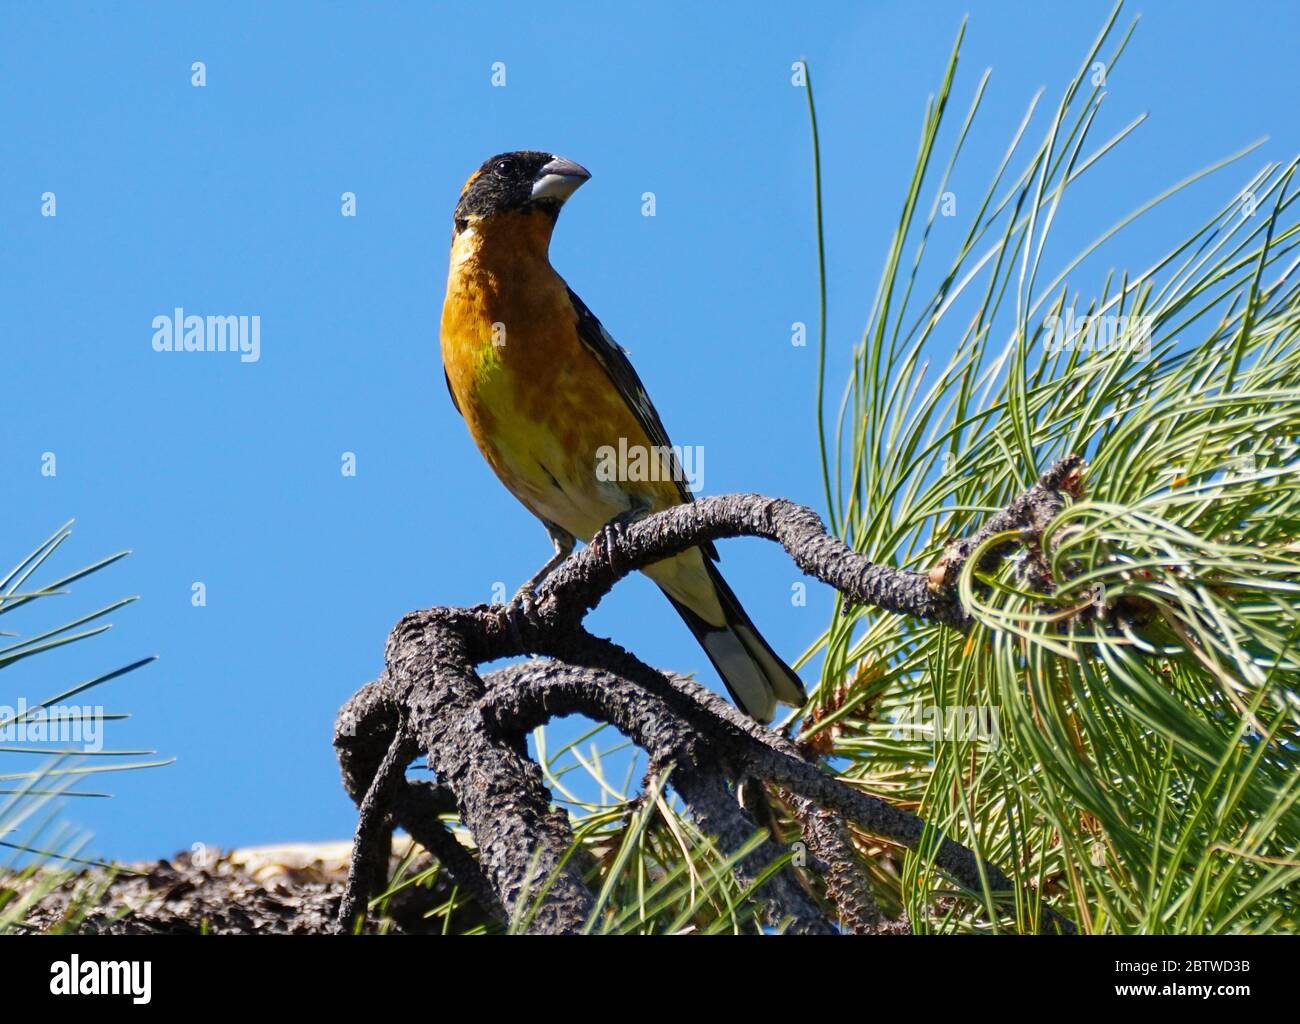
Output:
[445,367,462,415]
[566,286,718,560]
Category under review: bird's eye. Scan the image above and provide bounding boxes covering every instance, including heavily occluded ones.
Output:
[494,159,517,177]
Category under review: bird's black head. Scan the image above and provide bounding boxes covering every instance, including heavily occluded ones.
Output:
[453,151,591,231]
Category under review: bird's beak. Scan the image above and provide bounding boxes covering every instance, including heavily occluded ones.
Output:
[531,156,591,202]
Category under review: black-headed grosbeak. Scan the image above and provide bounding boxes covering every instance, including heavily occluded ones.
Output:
[440,151,806,722]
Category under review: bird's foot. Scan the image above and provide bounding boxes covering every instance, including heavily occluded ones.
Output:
[510,580,540,609]
[514,525,577,604]
[501,590,536,652]
[591,505,646,577]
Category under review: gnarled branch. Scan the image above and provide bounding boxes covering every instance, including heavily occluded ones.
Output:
[334,457,1084,934]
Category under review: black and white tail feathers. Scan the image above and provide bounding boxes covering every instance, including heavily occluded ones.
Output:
[661,559,806,722]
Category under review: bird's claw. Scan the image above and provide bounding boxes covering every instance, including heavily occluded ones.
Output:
[501,590,537,651]
[510,582,538,610]
[592,518,630,576]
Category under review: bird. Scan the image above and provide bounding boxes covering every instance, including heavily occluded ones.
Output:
[439,150,806,723]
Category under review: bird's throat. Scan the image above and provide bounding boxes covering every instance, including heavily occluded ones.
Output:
[450,208,557,272]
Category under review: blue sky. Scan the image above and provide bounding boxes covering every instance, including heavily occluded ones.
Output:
[3,1,1297,861]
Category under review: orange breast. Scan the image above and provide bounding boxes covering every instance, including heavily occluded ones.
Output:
[440,211,680,538]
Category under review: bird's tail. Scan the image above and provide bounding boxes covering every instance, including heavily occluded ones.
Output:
[660,559,807,723]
